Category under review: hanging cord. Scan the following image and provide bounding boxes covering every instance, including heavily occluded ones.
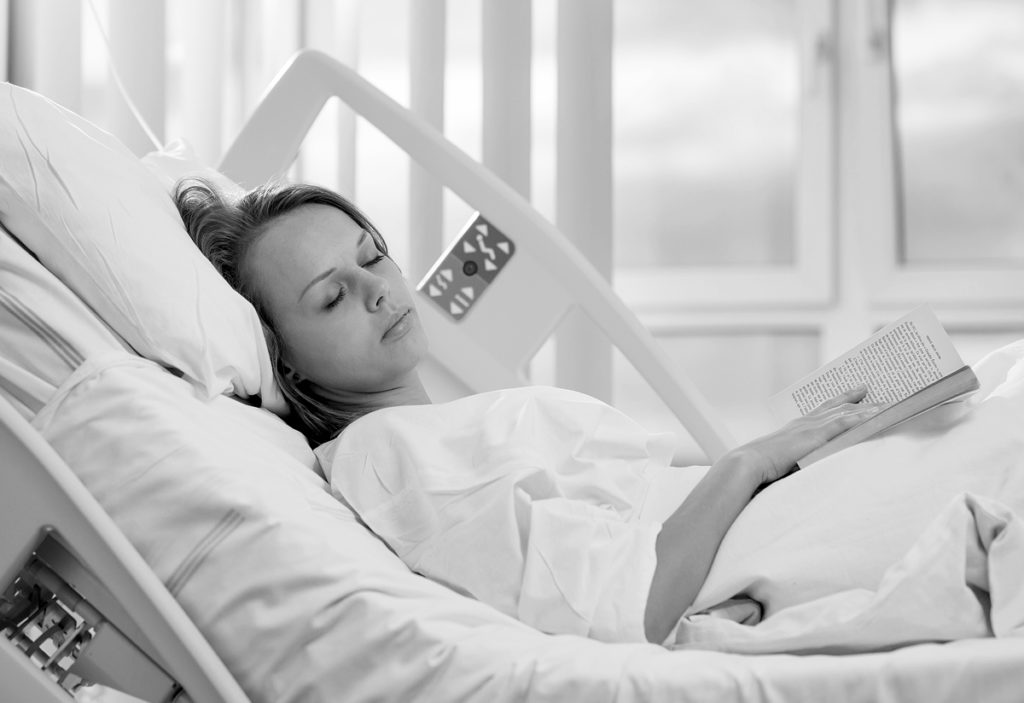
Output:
[83,0,164,152]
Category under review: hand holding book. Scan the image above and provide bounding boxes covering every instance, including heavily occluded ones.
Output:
[769,306,980,468]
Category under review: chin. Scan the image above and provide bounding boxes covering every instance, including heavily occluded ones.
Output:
[407,323,429,358]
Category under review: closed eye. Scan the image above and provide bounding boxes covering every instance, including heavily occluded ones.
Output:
[325,286,346,310]
[363,254,387,267]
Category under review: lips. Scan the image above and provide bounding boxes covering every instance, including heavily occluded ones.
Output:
[382,309,412,341]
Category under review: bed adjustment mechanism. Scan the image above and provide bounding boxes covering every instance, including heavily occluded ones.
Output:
[2,533,189,702]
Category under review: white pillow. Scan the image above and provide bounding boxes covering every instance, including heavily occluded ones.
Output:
[0,82,283,411]
[140,137,244,199]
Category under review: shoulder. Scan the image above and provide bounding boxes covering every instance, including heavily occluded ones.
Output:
[323,386,608,453]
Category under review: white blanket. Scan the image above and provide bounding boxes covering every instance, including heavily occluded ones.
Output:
[676,494,1024,652]
[318,348,1024,656]
[676,339,1024,653]
[24,339,1024,702]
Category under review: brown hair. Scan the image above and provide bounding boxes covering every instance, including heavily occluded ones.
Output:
[174,178,389,444]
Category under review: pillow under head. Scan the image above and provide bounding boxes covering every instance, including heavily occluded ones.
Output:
[0,81,284,411]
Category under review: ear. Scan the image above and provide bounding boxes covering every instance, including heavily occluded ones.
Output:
[281,361,304,383]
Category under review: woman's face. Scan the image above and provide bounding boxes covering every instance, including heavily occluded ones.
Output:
[247,204,428,396]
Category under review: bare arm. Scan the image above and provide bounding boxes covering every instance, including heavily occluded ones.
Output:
[643,386,880,644]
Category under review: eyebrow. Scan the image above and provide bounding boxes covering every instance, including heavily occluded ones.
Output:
[298,230,369,302]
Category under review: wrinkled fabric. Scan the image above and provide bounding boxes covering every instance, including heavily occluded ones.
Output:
[673,337,1024,654]
[675,494,1024,653]
[0,222,126,417]
[0,82,283,411]
[26,350,1024,703]
[317,386,693,643]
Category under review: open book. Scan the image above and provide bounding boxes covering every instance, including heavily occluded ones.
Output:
[769,306,980,468]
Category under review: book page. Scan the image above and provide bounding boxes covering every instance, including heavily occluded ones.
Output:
[769,306,965,422]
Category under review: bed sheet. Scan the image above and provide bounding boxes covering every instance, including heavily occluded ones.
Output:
[19,336,1024,702]
[2,221,1022,699]
[0,222,127,415]
[2,227,1022,698]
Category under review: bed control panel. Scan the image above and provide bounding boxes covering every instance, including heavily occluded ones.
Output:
[417,213,515,321]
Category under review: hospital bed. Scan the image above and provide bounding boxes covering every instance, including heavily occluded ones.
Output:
[1,49,1023,702]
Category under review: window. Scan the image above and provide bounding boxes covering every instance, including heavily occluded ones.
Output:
[614,0,835,310]
[615,0,800,269]
[892,0,1024,265]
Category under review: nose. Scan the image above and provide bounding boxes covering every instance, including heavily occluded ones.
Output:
[361,269,389,311]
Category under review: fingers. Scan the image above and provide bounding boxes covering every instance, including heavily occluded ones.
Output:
[812,385,870,413]
[738,397,884,485]
[801,400,883,437]
[828,401,882,426]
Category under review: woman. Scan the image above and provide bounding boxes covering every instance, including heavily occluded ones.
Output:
[176,179,880,645]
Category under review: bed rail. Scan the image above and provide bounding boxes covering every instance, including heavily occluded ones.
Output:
[219,49,734,461]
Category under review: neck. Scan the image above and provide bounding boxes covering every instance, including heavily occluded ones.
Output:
[320,371,431,411]
[379,372,432,408]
